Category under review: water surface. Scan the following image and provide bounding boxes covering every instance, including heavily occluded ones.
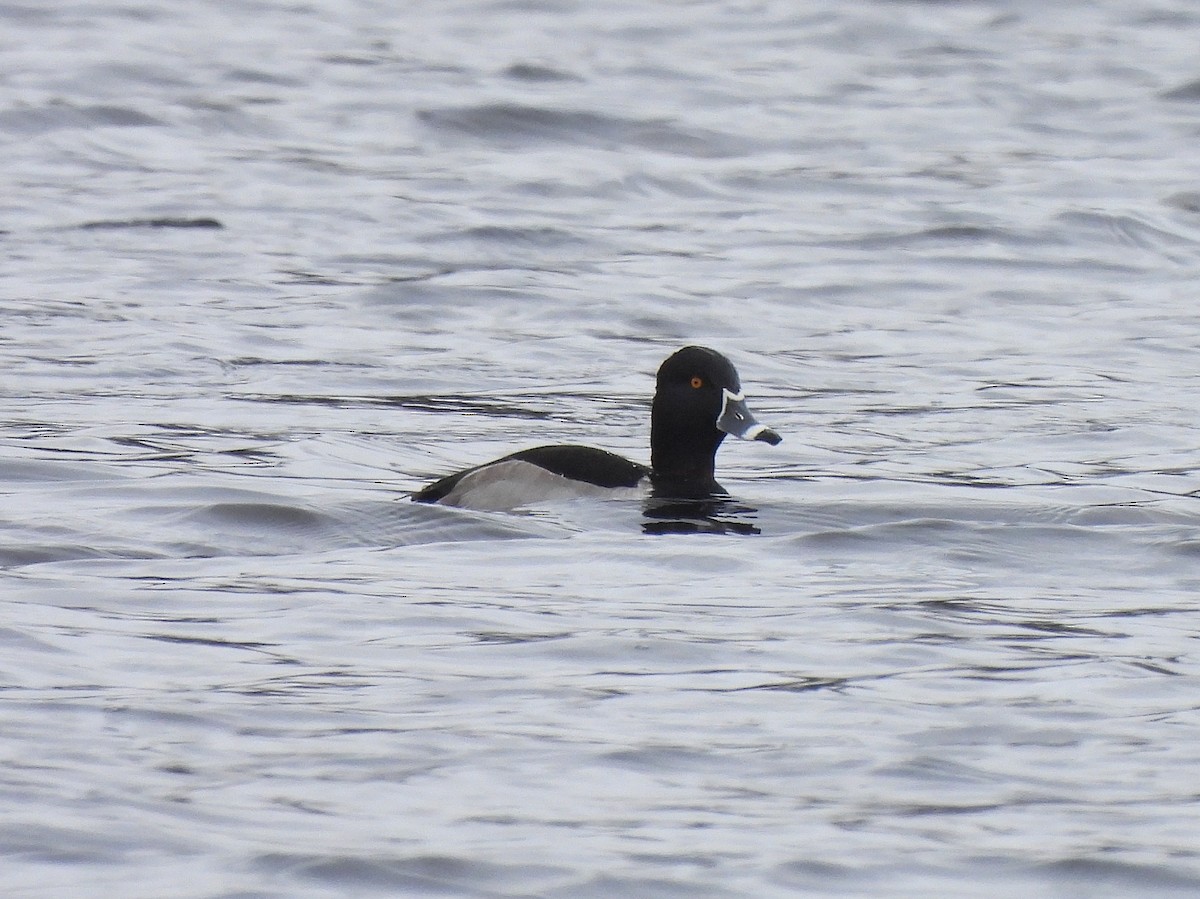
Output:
[3,1,1200,896]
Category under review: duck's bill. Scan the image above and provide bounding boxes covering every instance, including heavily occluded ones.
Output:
[717,389,782,445]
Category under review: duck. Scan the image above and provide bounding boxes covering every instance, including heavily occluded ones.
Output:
[412,345,780,511]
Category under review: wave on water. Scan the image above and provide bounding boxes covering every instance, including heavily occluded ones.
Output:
[71,217,223,231]
[417,102,751,158]
[0,102,162,134]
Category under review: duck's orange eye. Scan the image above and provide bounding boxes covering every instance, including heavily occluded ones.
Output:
[690,376,703,389]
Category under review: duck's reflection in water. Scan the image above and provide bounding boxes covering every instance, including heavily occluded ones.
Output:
[641,494,762,535]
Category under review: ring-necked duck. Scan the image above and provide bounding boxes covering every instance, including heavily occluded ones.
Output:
[412,346,781,510]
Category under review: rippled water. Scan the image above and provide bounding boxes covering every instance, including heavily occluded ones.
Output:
[4,1,1200,896]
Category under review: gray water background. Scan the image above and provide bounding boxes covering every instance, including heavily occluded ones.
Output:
[4,1,1200,896]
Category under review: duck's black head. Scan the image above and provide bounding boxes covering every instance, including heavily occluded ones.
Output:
[649,346,780,496]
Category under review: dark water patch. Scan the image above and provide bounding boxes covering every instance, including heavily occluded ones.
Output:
[772,858,1200,897]
[361,278,550,314]
[0,626,67,654]
[0,102,161,134]
[422,224,583,249]
[72,217,223,231]
[796,527,881,552]
[1160,77,1200,101]
[903,41,992,58]
[603,744,732,773]
[322,52,394,67]
[1164,192,1200,214]
[0,458,124,483]
[417,103,748,158]
[255,852,567,895]
[179,502,336,542]
[138,632,277,652]
[0,820,189,865]
[561,873,741,899]
[512,171,729,202]
[226,670,397,699]
[1039,858,1200,893]
[0,4,54,22]
[720,675,851,694]
[275,268,363,286]
[772,860,872,892]
[828,224,1054,251]
[1169,539,1200,557]
[101,704,227,730]
[468,630,572,645]
[223,355,374,369]
[0,543,160,568]
[224,67,304,86]
[502,62,582,82]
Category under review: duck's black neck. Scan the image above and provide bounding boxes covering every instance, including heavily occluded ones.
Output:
[650,404,726,496]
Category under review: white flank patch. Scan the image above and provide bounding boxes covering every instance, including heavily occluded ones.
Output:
[439,460,648,512]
